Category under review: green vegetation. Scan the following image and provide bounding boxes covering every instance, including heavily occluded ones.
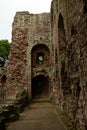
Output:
[0,40,11,67]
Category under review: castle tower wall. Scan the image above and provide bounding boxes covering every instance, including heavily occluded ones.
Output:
[6,11,53,100]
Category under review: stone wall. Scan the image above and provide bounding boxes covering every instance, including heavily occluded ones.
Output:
[0,0,87,129]
[6,12,29,100]
[51,0,87,129]
[5,12,53,100]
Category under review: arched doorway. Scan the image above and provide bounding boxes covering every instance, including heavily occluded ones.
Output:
[32,75,49,99]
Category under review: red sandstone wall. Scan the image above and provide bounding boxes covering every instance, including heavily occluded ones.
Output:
[51,0,87,129]
[6,12,53,100]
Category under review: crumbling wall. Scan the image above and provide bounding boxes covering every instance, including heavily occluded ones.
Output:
[1,0,87,129]
[51,0,87,129]
[5,12,53,101]
[5,12,29,100]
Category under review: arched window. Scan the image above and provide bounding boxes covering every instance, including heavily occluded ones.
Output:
[31,44,50,68]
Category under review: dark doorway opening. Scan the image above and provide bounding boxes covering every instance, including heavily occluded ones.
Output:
[32,75,49,99]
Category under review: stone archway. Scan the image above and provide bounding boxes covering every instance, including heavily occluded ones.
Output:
[31,44,50,68]
[31,75,49,99]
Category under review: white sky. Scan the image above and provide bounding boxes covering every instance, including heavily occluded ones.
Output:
[0,0,52,42]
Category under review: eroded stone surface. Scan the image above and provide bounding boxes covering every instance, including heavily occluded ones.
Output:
[51,0,87,129]
[0,0,87,129]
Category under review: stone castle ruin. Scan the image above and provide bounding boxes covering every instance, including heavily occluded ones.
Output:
[0,0,87,129]
[6,12,52,100]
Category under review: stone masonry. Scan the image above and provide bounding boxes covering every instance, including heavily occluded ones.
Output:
[0,0,87,129]
[51,0,87,129]
[5,12,53,100]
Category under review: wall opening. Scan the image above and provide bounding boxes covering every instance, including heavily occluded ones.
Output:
[32,75,49,99]
[1,75,6,83]
[1,75,6,86]
[84,5,87,13]
[58,13,66,53]
[58,13,68,95]
[76,80,81,97]
[37,52,44,64]
[83,0,87,13]
[58,13,65,34]
[31,44,50,68]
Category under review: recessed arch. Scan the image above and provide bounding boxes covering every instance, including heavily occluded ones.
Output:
[31,44,50,68]
[31,75,49,99]
[58,13,65,34]
[58,13,67,94]
[58,13,66,49]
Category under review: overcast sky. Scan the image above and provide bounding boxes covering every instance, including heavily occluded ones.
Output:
[0,0,52,42]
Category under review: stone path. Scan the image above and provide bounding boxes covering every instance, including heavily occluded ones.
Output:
[6,102,67,130]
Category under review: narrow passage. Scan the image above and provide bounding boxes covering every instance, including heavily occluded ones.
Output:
[6,102,67,130]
